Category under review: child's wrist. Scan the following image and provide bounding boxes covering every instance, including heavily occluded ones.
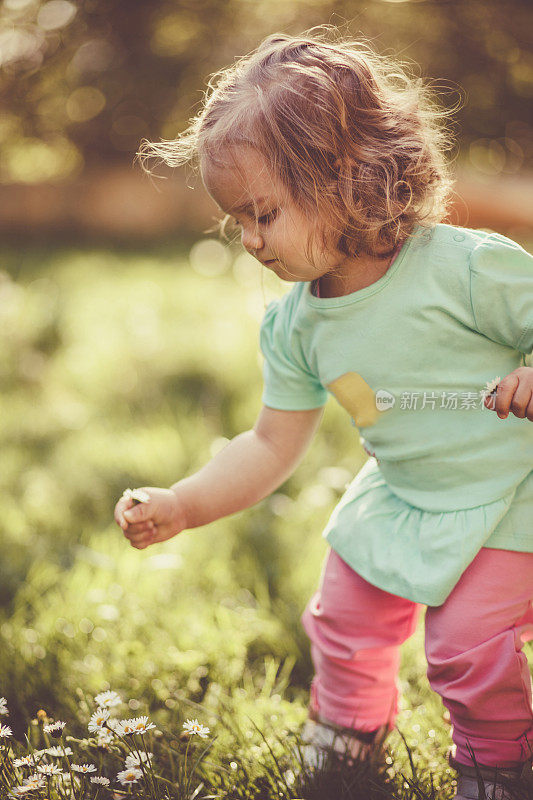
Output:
[169,481,196,530]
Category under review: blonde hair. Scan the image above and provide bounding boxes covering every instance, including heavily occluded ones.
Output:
[138,28,456,258]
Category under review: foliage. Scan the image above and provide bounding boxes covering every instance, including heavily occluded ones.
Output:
[0,243,532,799]
[1,1,532,182]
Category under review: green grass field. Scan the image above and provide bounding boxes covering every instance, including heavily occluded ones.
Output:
[1,242,531,799]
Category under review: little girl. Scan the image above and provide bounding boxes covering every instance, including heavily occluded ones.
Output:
[114,31,533,799]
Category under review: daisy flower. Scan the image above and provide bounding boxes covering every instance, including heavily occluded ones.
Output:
[0,723,13,737]
[26,772,44,782]
[14,755,41,768]
[37,763,64,775]
[481,376,501,403]
[89,707,110,732]
[0,697,8,716]
[116,716,155,736]
[9,776,46,796]
[45,745,73,757]
[182,719,210,738]
[117,767,142,785]
[72,763,97,774]
[485,376,501,395]
[91,776,111,786]
[94,691,122,708]
[24,775,45,787]
[43,720,66,735]
[122,488,150,504]
[125,751,152,769]
[96,727,114,746]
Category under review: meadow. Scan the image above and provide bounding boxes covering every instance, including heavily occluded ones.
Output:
[1,240,531,799]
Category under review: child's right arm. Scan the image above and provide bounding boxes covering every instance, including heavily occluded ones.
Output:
[114,405,324,549]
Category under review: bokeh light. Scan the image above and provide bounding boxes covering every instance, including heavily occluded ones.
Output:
[189,239,231,277]
[37,0,76,31]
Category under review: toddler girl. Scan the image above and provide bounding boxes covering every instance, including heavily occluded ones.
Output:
[114,31,533,799]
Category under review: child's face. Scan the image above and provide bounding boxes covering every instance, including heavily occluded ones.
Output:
[201,146,342,283]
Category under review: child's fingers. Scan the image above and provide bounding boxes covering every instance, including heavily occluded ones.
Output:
[123,501,152,525]
[114,497,134,529]
[527,394,533,422]
[129,534,153,550]
[510,384,532,419]
[125,524,155,548]
[125,520,154,535]
[493,373,520,418]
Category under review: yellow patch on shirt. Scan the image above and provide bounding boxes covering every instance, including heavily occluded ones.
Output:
[327,372,380,427]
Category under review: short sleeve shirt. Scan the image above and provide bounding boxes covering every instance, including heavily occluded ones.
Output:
[259,223,533,513]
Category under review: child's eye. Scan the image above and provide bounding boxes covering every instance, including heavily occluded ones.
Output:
[257,209,278,225]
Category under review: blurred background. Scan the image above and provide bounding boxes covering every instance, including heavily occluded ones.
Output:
[0,0,531,771]
[1,0,533,239]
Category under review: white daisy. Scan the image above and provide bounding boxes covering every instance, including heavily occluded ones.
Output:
[13,755,41,767]
[485,376,501,395]
[0,723,13,737]
[26,772,44,782]
[37,763,64,775]
[72,763,97,773]
[115,716,155,736]
[94,691,122,709]
[481,375,501,402]
[96,728,114,748]
[44,745,73,757]
[43,720,66,734]
[122,488,150,504]
[182,719,210,738]
[116,767,142,785]
[9,776,45,796]
[0,697,8,716]
[124,751,152,769]
[88,707,110,733]
[91,776,111,786]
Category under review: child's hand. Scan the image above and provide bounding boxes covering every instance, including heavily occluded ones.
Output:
[114,487,187,549]
[484,367,533,421]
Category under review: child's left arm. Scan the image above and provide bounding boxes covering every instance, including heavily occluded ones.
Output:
[484,366,533,421]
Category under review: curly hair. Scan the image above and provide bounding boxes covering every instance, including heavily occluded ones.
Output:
[138,28,457,258]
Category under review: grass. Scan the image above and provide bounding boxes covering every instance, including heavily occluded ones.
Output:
[0,239,532,799]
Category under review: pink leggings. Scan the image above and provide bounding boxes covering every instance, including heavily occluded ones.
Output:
[301,547,533,768]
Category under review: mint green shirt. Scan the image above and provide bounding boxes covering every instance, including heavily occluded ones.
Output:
[259,224,533,603]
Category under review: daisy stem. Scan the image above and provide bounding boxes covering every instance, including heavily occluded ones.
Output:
[184,737,191,795]
[63,748,78,800]
[188,737,214,785]
[132,735,157,800]
[0,745,16,784]
[140,732,159,799]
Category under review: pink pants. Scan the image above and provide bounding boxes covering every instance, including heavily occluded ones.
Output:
[301,546,533,768]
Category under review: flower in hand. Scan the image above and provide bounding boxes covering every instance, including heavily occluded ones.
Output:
[484,367,533,421]
[114,487,188,550]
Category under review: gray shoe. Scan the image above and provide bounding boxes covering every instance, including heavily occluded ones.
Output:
[300,711,389,772]
[451,755,532,800]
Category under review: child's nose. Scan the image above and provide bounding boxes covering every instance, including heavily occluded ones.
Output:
[241,225,264,254]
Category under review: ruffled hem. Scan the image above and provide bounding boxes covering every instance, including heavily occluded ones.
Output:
[323,459,527,606]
